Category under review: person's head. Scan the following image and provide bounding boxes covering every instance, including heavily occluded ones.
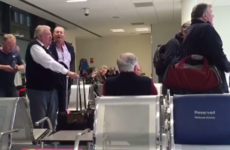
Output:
[34,25,52,47]
[100,65,108,75]
[87,67,97,77]
[53,26,66,44]
[2,34,16,53]
[191,3,214,25]
[134,64,141,76]
[180,21,191,37]
[117,53,138,72]
[14,45,20,51]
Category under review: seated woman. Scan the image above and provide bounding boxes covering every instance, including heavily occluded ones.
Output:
[86,67,100,97]
[86,67,98,84]
[96,65,108,83]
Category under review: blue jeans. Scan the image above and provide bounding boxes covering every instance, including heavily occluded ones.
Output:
[27,89,58,129]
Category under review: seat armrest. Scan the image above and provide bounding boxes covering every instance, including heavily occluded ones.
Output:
[35,117,53,131]
[0,129,19,139]
[74,128,90,150]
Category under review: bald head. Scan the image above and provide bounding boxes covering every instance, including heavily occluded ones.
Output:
[53,26,66,44]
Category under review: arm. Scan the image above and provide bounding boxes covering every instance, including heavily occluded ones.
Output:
[202,25,230,72]
[30,44,69,74]
[164,39,180,65]
[0,65,6,70]
[16,54,25,71]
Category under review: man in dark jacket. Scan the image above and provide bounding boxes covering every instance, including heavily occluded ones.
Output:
[159,21,190,94]
[164,21,190,66]
[181,3,230,92]
[49,26,75,130]
[103,53,158,96]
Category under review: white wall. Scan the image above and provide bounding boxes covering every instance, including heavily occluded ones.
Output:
[213,6,230,57]
[213,6,230,86]
[65,29,77,71]
[75,23,180,80]
[151,23,181,82]
[76,35,151,75]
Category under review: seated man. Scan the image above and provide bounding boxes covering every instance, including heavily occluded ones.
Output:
[103,53,158,96]
[134,64,141,76]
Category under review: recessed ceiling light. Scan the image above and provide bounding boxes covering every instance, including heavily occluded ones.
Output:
[112,16,120,19]
[111,29,124,32]
[66,0,87,2]
[135,28,149,31]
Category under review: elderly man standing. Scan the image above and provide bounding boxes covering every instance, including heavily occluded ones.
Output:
[0,34,24,97]
[25,25,78,128]
[49,26,75,130]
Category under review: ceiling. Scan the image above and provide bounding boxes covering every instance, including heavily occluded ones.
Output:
[1,0,229,39]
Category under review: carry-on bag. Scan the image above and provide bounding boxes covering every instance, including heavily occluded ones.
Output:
[163,55,223,94]
[66,77,94,130]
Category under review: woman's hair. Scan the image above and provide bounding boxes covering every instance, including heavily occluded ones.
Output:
[78,58,86,71]
[87,67,96,75]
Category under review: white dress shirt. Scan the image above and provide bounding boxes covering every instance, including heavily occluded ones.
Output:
[30,40,68,75]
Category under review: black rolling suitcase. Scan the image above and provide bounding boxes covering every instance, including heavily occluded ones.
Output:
[65,77,94,130]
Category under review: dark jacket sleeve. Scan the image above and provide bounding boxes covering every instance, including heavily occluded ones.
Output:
[202,25,230,72]
[151,82,158,95]
[65,42,75,72]
[164,39,180,65]
[102,82,106,95]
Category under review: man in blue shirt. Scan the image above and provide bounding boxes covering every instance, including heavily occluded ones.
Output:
[0,34,24,97]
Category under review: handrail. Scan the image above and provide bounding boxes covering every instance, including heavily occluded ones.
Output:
[0,129,19,139]
[74,128,91,150]
[35,117,53,131]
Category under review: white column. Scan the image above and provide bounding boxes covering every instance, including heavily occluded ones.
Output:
[181,0,197,24]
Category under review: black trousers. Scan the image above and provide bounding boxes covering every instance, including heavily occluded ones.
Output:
[57,88,71,112]
[56,88,71,131]
[0,87,19,97]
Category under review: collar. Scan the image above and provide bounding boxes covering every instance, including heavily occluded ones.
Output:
[174,33,183,43]
[119,72,136,76]
[36,39,50,49]
[36,39,44,46]
[191,18,210,25]
[55,41,66,47]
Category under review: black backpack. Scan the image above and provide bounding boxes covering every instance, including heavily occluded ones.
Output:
[153,44,167,76]
[153,39,179,77]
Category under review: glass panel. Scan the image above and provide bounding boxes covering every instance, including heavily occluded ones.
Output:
[19,14,23,24]
[26,16,30,27]
[14,12,19,23]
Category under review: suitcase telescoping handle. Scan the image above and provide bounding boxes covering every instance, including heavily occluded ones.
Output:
[76,77,87,111]
[66,76,69,110]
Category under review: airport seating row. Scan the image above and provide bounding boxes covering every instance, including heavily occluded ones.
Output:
[69,83,162,111]
[1,84,228,150]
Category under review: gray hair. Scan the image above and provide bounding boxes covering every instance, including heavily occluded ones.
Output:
[34,25,50,38]
[117,53,138,72]
[191,3,212,19]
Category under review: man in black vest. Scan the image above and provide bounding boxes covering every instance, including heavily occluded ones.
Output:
[25,25,78,128]
[49,26,75,130]
[103,53,158,96]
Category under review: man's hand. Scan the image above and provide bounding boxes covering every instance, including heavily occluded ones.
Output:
[67,71,79,79]
[2,65,15,72]
[15,65,25,71]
